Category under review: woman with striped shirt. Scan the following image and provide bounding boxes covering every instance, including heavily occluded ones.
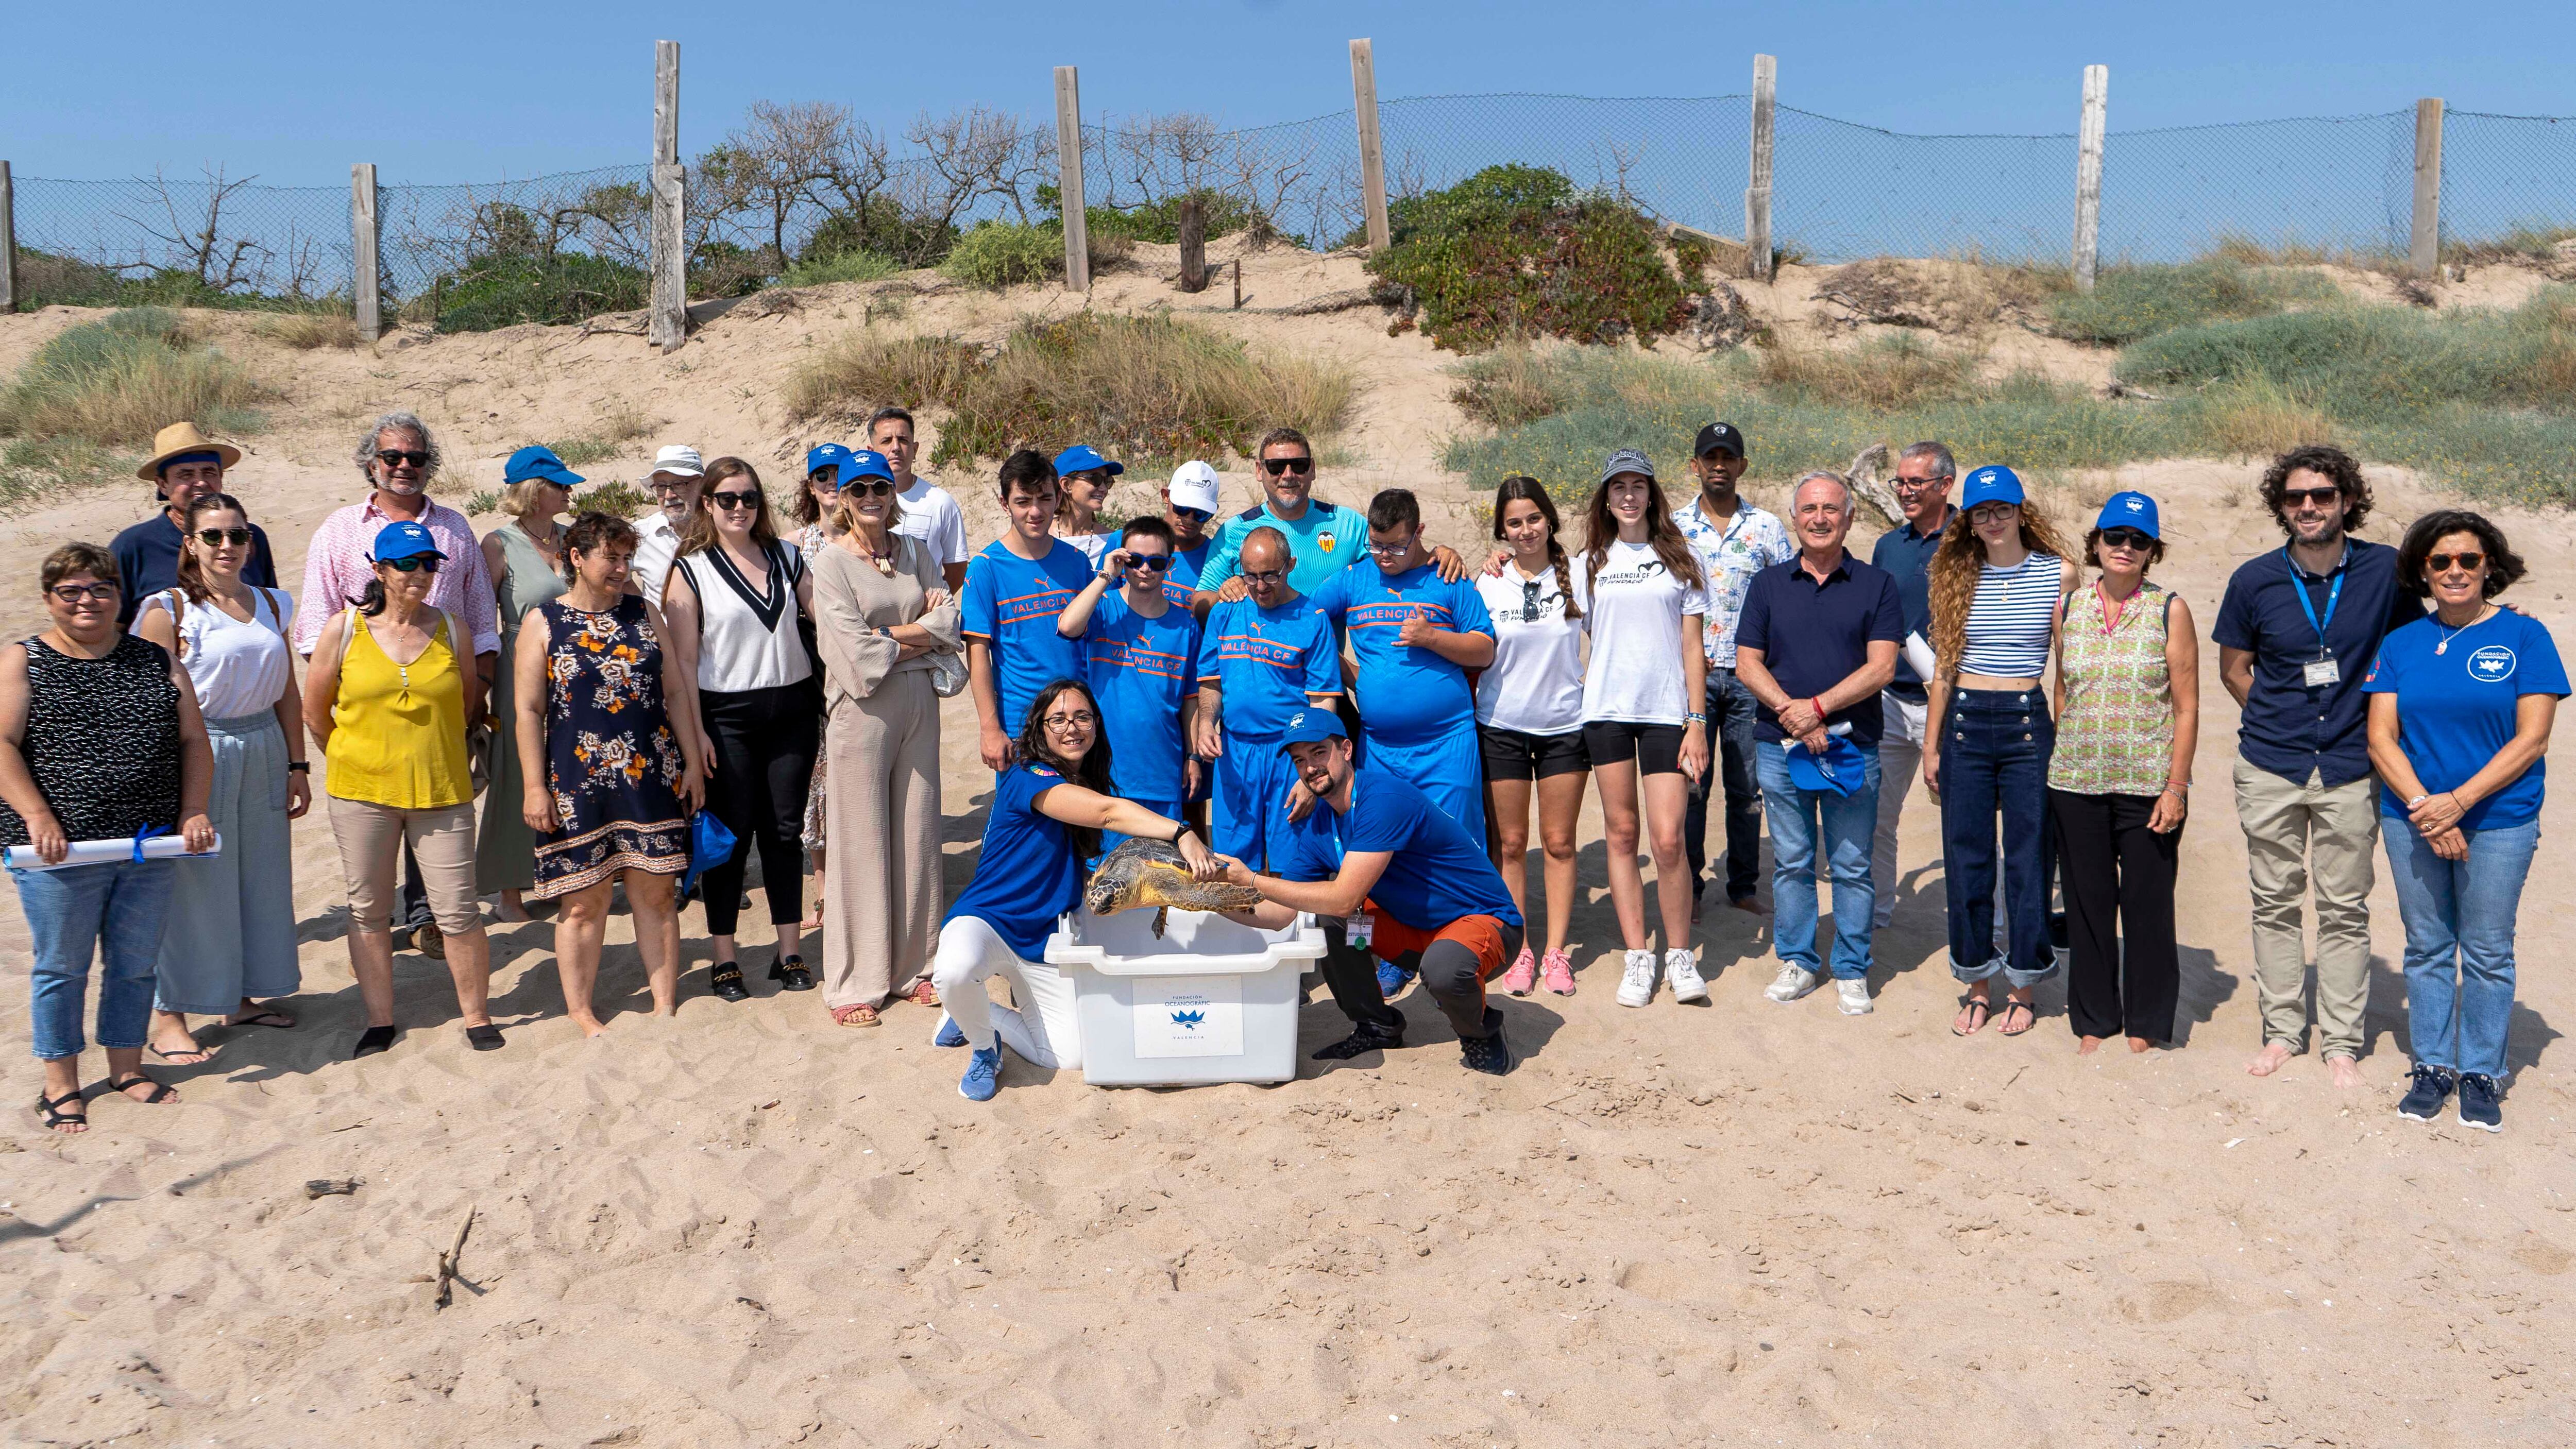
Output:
[1924,466,2078,1037]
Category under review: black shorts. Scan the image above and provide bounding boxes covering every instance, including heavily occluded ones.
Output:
[1478,724,1589,782]
[1581,720,1686,777]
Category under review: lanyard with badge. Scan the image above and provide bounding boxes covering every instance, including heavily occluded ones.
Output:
[2285,547,2344,687]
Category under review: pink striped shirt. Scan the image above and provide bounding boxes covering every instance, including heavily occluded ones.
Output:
[292,496,501,656]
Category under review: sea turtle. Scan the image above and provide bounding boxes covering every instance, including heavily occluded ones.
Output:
[1084,837,1262,938]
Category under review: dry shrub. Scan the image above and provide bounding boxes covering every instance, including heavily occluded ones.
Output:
[548,397,659,468]
[787,333,984,423]
[1450,346,1566,427]
[2188,376,2335,457]
[1813,257,2072,335]
[258,311,362,350]
[1754,334,1981,410]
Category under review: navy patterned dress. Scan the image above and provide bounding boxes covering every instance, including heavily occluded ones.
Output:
[530,596,689,898]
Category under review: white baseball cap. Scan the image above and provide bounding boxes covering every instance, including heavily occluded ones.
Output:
[648,445,705,480]
[1167,460,1223,514]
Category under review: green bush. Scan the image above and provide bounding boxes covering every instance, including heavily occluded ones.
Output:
[2118,290,2576,414]
[15,248,351,315]
[939,221,1064,289]
[777,250,905,287]
[428,250,651,332]
[1367,164,1691,353]
[2043,258,2338,347]
[0,308,272,508]
[805,196,958,269]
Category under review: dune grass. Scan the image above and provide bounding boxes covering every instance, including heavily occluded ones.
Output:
[546,399,658,469]
[255,311,364,350]
[0,308,274,509]
[2043,258,2342,347]
[790,313,1354,471]
[776,250,906,288]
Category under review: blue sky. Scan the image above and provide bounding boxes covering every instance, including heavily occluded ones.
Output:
[6,1,2571,184]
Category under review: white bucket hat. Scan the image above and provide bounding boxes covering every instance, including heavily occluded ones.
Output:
[648,445,706,481]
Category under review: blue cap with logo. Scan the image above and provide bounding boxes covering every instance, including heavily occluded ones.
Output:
[805,443,856,482]
[2095,490,2161,539]
[503,445,584,489]
[371,519,445,564]
[1959,465,2026,510]
[1275,708,1349,749]
[1053,444,1125,478]
[841,449,895,486]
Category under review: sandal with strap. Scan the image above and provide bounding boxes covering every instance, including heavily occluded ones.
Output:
[36,1089,87,1132]
[909,978,941,1010]
[1998,1000,2038,1037]
[106,1073,178,1105]
[708,961,751,1003]
[831,1002,880,1028]
[1952,996,1991,1037]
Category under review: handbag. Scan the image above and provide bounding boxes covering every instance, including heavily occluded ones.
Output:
[683,810,738,895]
[927,643,968,698]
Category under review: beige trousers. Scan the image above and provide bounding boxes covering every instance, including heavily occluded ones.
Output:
[328,796,481,936]
[821,671,943,1007]
[2232,758,2381,1058]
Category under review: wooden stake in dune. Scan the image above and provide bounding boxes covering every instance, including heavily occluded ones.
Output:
[1351,39,1391,253]
[650,40,687,354]
[1745,55,1776,283]
[2073,65,2108,294]
[1233,258,1243,310]
[1178,195,1208,293]
[2411,97,2445,281]
[351,162,381,342]
[0,161,17,316]
[1056,65,1090,294]
[433,1204,477,1309]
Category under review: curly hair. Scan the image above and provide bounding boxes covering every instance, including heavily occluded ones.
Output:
[1492,475,1580,620]
[353,412,440,482]
[1015,678,1115,861]
[2259,444,2373,537]
[1581,467,1704,598]
[2396,508,2527,600]
[1927,493,2076,676]
[561,510,640,584]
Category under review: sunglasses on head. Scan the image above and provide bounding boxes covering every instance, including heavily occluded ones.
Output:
[2098,527,2153,551]
[195,526,254,547]
[382,556,441,574]
[1260,456,1314,476]
[1520,577,1551,623]
[2428,551,2486,574]
[708,490,762,511]
[49,582,118,604]
[2280,485,2341,507]
[374,449,430,469]
[840,478,896,497]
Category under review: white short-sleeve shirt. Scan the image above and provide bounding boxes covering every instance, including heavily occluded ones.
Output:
[1472,565,1585,736]
[143,586,297,720]
[893,476,970,567]
[1572,540,1709,726]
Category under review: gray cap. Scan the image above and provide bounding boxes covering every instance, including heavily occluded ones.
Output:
[1598,448,1655,485]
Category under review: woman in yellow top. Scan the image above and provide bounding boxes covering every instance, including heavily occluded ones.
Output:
[303,520,499,1059]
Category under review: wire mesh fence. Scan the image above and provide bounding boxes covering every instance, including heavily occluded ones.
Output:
[8,92,2573,315]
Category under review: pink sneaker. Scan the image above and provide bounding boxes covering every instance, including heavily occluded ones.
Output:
[1540,949,1576,996]
[1501,946,1538,996]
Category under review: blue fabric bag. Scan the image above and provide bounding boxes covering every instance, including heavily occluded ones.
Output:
[683,811,737,895]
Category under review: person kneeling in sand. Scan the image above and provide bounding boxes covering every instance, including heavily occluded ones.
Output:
[1213,710,1526,1077]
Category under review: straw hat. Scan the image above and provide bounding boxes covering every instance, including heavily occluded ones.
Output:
[136,421,243,482]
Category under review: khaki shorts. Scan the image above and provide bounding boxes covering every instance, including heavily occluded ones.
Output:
[327,796,482,936]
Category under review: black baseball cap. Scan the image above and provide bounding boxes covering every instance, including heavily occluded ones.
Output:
[1695,422,1748,458]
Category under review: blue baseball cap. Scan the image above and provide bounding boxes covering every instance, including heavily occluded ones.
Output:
[1783,736,1868,796]
[370,519,444,564]
[1275,708,1349,749]
[842,449,895,486]
[502,445,584,489]
[1959,465,2026,510]
[1053,444,1125,478]
[2095,490,2161,539]
[805,443,855,481]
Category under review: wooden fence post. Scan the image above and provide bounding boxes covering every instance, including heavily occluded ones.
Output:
[649,39,687,353]
[1351,39,1391,252]
[1744,55,1776,281]
[0,162,16,315]
[1055,66,1090,293]
[2410,98,2445,279]
[351,163,381,339]
[2073,65,2108,292]
[1177,195,1208,292]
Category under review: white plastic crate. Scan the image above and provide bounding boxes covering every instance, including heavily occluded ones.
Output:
[1044,906,1328,1086]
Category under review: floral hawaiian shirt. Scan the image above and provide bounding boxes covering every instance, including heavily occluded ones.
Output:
[1670,498,1794,667]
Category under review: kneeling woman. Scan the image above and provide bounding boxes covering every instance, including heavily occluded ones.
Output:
[934,678,1214,1101]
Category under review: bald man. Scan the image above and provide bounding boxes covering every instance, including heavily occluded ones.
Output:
[1191,529,1343,879]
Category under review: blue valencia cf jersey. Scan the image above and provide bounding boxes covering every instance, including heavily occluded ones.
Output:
[1310,559,1492,745]
[1083,594,1200,805]
[962,538,1093,734]
[1198,594,1341,737]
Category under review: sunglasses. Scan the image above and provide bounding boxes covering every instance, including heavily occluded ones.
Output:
[1172,505,1213,524]
[195,526,254,547]
[382,556,442,574]
[1240,569,1286,585]
[1521,578,1549,622]
[1125,554,1174,572]
[2098,527,2154,551]
[1366,536,1416,558]
[374,449,431,469]
[2427,551,2486,574]
[840,479,896,497]
[2280,486,2342,507]
[1260,456,1315,476]
[708,490,762,511]
[49,583,118,604]
[1041,710,1098,729]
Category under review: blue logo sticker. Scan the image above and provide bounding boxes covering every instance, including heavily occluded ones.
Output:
[1171,1009,1206,1030]
[2467,644,2517,683]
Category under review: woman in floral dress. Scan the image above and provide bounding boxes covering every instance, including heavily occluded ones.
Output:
[512,512,705,1035]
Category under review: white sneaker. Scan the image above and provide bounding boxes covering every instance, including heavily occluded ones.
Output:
[1617,949,1658,1008]
[1835,978,1874,1015]
[1665,948,1708,1003]
[1763,964,1820,1003]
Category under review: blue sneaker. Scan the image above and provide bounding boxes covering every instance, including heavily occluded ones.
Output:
[2456,1072,2503,1133]
[959,1042,1001,1102]
[933,1016,968,1049]
[1376,958,1415,1000]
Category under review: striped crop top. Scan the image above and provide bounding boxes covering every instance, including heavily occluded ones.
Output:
[1958,553,2063,676]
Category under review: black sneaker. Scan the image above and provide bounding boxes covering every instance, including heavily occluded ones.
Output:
[1313,1021,1404,1061]
[1459,1026,1514,1077]
[2396,1063,2455,1122]
[2456,1072,2503,1133]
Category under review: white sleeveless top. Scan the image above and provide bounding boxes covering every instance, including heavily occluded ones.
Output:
[142,586,295,720]
[672,540,812,694]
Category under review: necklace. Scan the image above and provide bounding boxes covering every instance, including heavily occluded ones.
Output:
[2433,604,2492,655]
[851,531,896,576]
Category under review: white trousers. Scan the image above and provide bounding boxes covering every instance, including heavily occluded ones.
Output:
[931,914,1083,1070]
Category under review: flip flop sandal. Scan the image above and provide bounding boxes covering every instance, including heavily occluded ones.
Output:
[1952,997,1991,1036]
[227,1009,296,1029]
[831,1002,881,1028]
[36,1089,86,1131]
[106,1074,178,1105]
[146,1042,214,1066]
[1998,1001,2038,1037]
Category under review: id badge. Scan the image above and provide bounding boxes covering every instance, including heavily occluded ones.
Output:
[1347,911,1374,947]
[2303,657,2341,688]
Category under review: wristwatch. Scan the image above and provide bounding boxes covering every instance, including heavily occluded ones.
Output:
[287,761,311,773]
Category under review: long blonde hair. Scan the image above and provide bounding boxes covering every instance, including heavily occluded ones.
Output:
[1927,493,2074,676]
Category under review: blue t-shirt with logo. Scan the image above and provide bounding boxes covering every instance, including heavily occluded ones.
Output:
[1330,766,1523,932]
[2362,609,2568,830]
[962,538,1094,736]
[1310,559,1493,746]
[1082,593,1201,804]
[944,762,1088,960]
[1198,595,1342,738]
[1169,538,1215,592]
[1199,501,1370,597]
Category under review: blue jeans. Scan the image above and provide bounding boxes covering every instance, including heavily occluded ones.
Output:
[1755,742,1879,981]
[1940,689,2057,987]
[2387,819,2538,1080]
[19,857,177,1061]
[1684,667,1765,901]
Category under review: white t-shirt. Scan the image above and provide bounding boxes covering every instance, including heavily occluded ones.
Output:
[1473,564,1584,736]
[1055,530,1112,571]
[143,586,296,719]
[632,510,687,605]
[892,475,969,567]
[1572,539,1709,725]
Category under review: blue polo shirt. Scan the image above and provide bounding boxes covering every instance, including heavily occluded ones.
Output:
[2213,540,2424,788]
[1081,593,1200,805]
[1736,551,1906,746]
[1310,558,1492,745]
[1329,766,1522,932]
[962,538,1094,736]
[1198,500,1369,597]
[943,762,1086,960]
[1868,509,1948,698]
[2362,609,2567,830]
[1198,594,1342,738]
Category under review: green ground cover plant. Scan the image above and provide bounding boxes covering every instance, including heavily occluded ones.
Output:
[0,308,273,509]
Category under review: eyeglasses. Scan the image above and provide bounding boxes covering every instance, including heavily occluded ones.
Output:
[708,491,762,511]
[1969,503,2019,524]
[2097,527,2154,551]
[1260,456,1315,477]
[1892,472,1952,491]
[1241,569,1286,585]
[195,526,254,547]
[2280,486,2342,507]
[48,583,118,604]
[2427,551,2486,573]
[1041,710,1098,729]
[1126,554,1174,572]
[1366,537,1416,558]
[840,479,896,497]
[374,449,430,469]
[1172,505,1213,524]
[382,556,442,574]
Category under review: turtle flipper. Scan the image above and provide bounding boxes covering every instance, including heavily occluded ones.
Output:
[1152,907,1170,939]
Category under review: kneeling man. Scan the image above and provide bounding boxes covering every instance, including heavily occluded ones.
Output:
[1215,711,1524,1076]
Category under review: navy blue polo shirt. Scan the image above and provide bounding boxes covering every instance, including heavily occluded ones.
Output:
[2213,538,2424,788]
[111,512,281,627]
[1737,550,1907,746]
[1869,507,1949,698]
